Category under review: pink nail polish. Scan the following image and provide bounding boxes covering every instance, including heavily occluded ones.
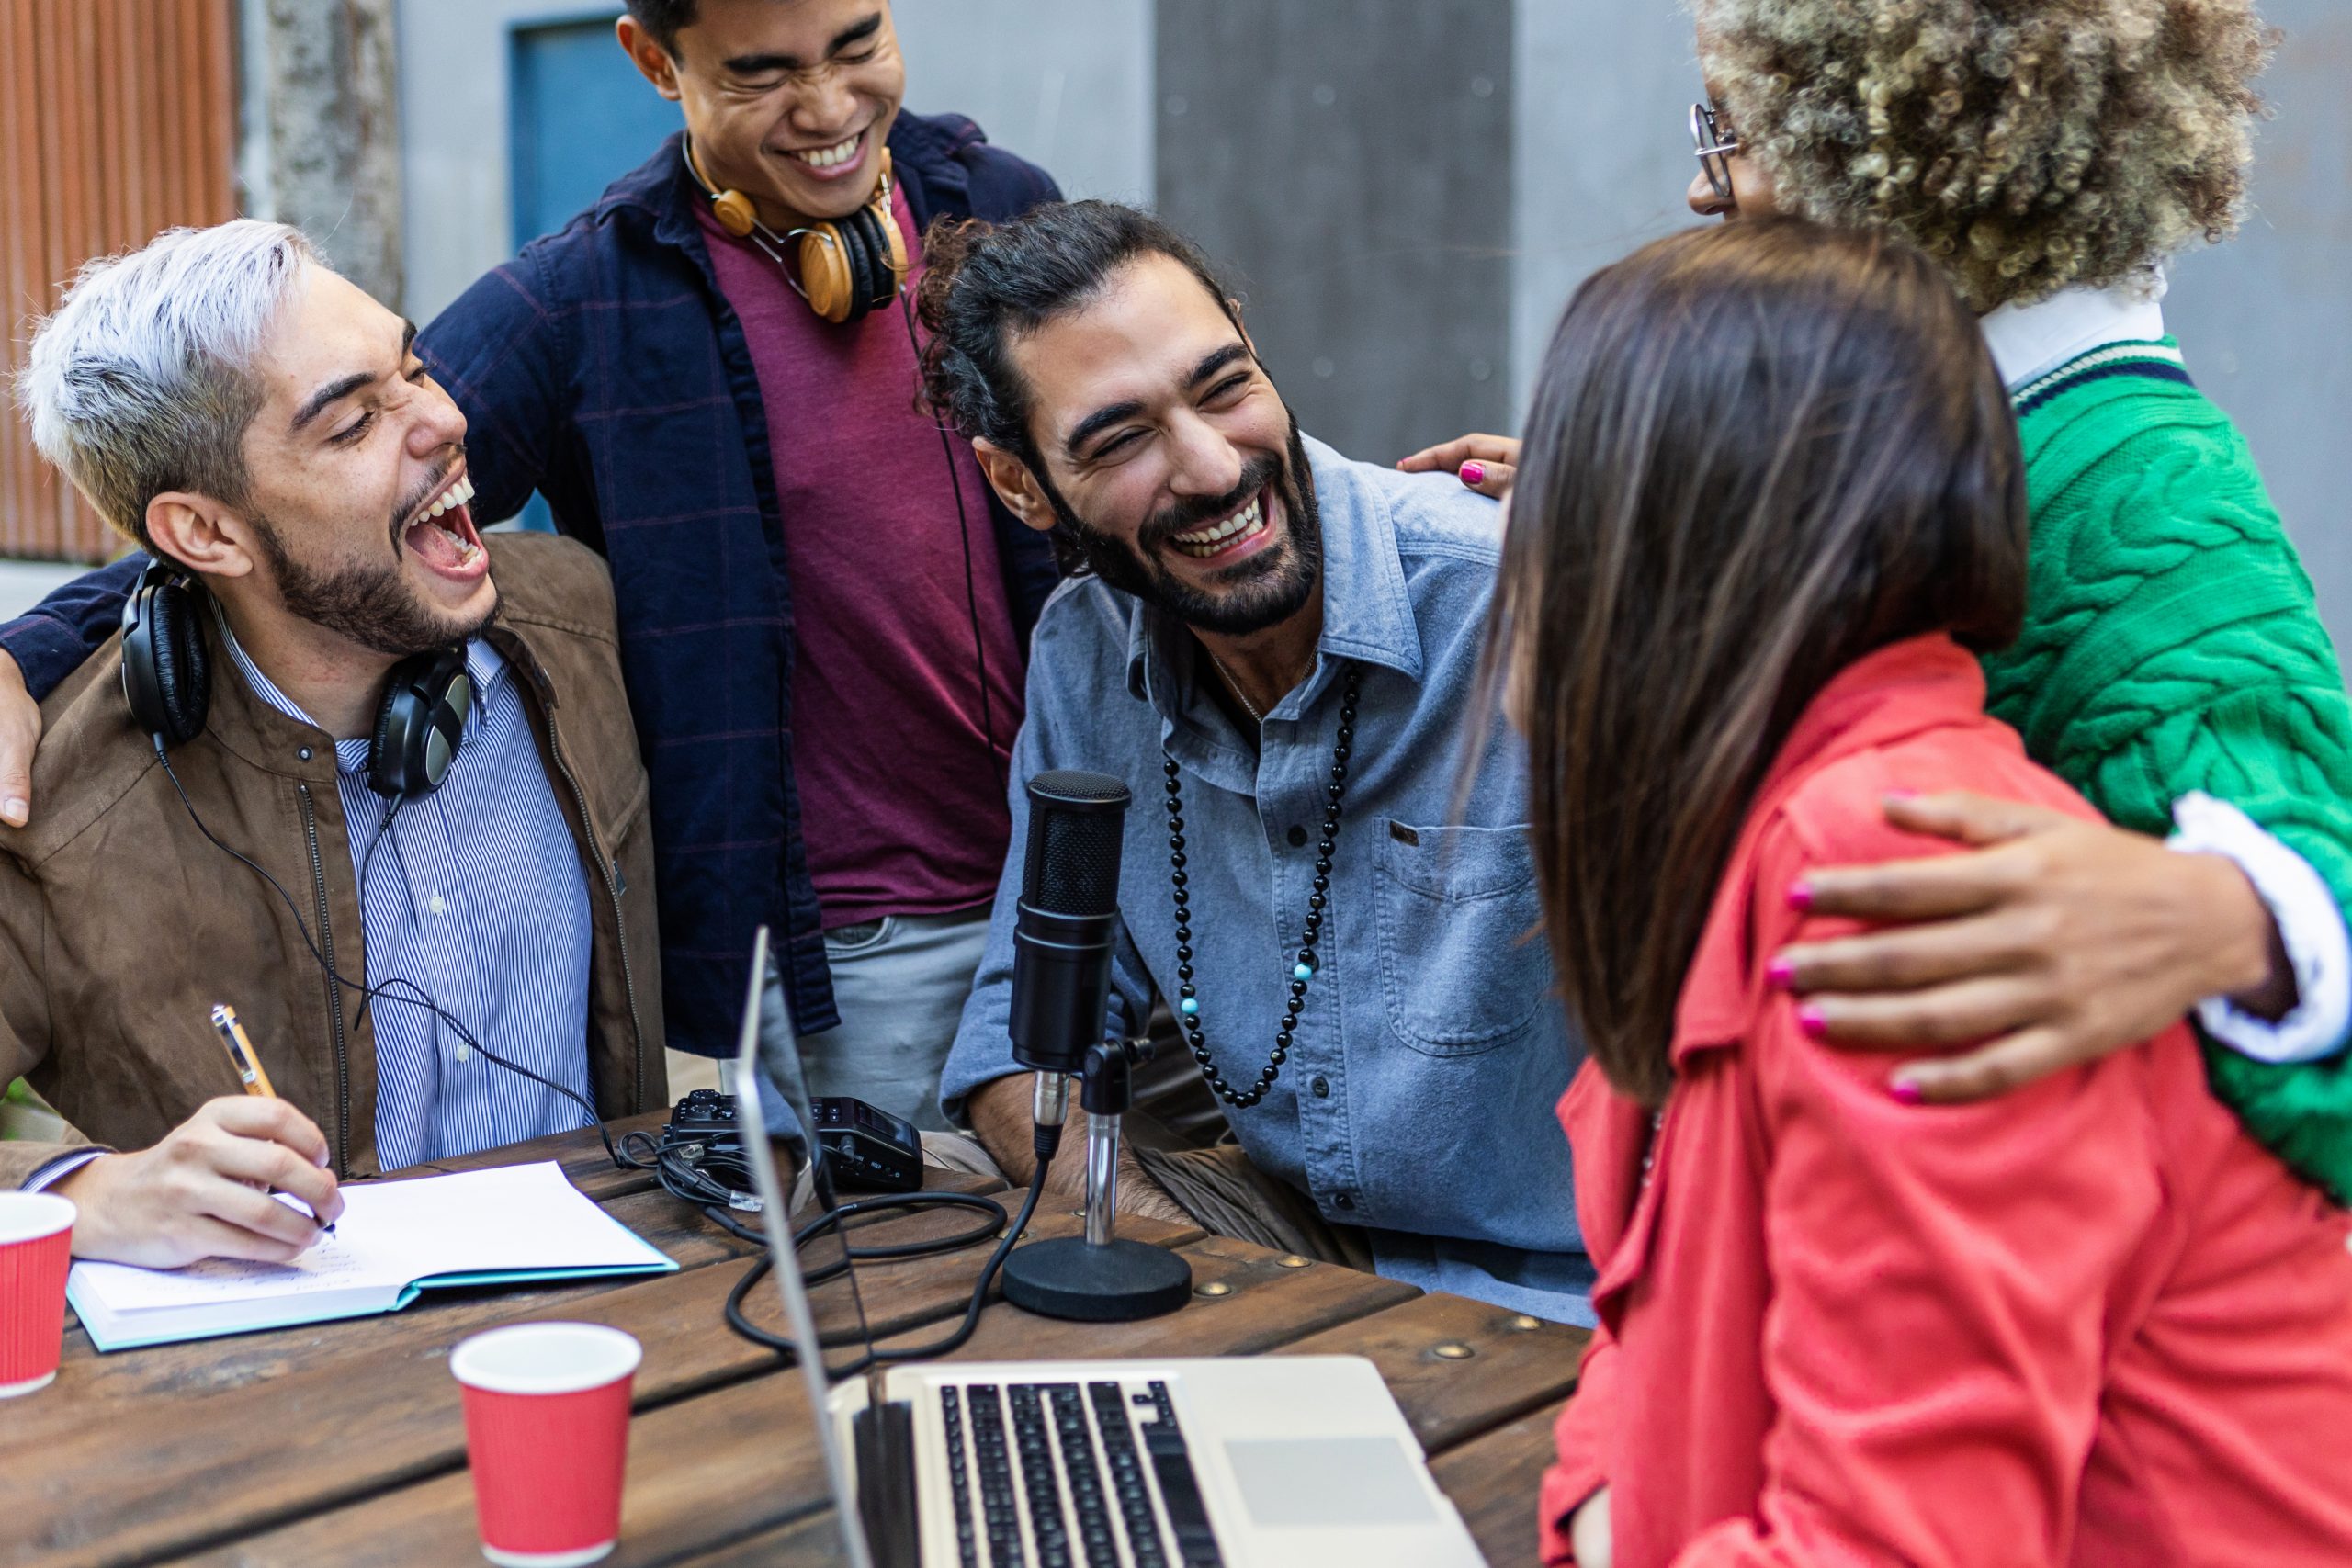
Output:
[1797,1005,1827,1039]
[1460,461,1486,488]
[1765,956,1795,989]
[1884,788,1918,802]
[1786,881,1815,913]
[1889,1080,1925,1106]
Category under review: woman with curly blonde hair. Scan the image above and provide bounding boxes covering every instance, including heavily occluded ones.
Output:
[1684,0,2268,313]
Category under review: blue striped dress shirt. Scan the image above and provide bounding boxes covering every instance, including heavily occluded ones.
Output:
[220,616,595,1170]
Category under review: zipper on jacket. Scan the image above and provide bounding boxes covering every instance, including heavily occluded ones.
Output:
[543,711,649,1115]
[299,784,353,1176]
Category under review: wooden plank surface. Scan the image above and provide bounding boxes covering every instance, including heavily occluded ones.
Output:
[8,1202,1177,1566]
[9,1129,1571,1568]
[174,1234,1430,1567]
[30,1123,956,1424]
[1273,1289,1589,1451]
[1429,1397,1571,1568]
[866,1232,1419,1363]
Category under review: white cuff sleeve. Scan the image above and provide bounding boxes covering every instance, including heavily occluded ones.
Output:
[2168,792,2352,1065]
[22,1148,106,1192]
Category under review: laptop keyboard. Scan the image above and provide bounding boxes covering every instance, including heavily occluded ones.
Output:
[939,1378,1222,1568]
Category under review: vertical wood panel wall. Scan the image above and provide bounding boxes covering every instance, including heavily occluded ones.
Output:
[0,0,236,564]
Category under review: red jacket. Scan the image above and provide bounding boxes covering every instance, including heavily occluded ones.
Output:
[1540,635,2352,1567]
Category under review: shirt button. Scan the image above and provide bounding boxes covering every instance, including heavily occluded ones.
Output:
[1333,1191,1355,1212]
[1286,825,1308,848]
[428,892,446,916]
[454,1043,471,1063]
[297,746,312,761]
[1311,1075,1330,1098]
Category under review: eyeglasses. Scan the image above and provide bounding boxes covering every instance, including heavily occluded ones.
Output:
[1690,100,1741,202]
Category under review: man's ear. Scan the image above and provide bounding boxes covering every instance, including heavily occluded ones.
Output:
[616,16,683,100]
[972,440,1058,535]
[144,493,260,581]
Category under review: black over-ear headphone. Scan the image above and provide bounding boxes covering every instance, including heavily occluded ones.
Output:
[118,558,619,1180]
[121,559,472,799]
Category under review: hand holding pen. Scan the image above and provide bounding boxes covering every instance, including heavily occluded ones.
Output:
[45,1012,343,1269]
[213,1005,336,1237]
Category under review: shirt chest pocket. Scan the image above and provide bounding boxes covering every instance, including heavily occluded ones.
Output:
[1372,820,1546,1055]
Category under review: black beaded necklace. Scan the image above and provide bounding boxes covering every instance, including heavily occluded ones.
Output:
[1164,660,1361,1109]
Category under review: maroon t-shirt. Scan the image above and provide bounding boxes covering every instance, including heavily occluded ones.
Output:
[696,186,1025,929]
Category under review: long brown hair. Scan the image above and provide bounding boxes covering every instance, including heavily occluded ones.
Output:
[1494,220,2026,1107]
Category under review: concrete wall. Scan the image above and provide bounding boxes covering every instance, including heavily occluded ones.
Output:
[387,1,2347,639]
[393,0,1149,325]
[1508,1,1694,418]
[894,0,1151,208]
[396,0,610,325]
[2165,0,2352,649]
[1155,0,1516,467]
[1499,1,2352,648]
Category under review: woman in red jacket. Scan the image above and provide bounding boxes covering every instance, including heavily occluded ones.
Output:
[1498,219,2352,1567]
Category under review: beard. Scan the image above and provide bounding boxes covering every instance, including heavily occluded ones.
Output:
[248,503,497,660]
[1041,416,1323,638]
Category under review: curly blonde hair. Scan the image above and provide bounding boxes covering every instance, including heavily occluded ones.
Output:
[1695,0,2271,310]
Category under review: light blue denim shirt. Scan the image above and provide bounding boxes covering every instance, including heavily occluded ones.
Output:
[944,437,1591,1323]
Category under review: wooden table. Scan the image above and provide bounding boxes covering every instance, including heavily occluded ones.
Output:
[0,1115,1587,1567]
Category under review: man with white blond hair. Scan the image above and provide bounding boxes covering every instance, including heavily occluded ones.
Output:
[2,220,665,1267]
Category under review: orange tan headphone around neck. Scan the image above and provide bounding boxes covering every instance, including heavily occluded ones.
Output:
[684,138,909,324]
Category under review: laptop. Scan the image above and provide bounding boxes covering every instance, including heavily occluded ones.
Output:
[730,927,1489,1568]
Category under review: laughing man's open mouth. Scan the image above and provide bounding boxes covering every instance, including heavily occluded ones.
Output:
[399,470,486,577]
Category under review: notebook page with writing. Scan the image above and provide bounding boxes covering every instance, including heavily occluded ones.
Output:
[67,1161,674,1349]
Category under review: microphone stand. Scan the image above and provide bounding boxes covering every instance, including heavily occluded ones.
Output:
[1001,1037,1193,1322]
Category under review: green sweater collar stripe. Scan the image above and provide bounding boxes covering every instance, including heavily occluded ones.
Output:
[2013,339,2191,417]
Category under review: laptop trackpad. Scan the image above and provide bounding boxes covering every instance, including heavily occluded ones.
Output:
[1224,1437,1439,1528]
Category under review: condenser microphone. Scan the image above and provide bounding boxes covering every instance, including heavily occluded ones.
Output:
[1009,770,1131,1079]
[1000,769,1192,1322]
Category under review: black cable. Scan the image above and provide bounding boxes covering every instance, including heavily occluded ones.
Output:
[623,1102,1022,1344]
[152,739,635,1172]
[160,735,1044,1360]
[900,289,1006,797]
[720,1155,1052,1371]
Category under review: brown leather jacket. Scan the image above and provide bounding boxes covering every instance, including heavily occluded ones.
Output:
[0,533,664,1187]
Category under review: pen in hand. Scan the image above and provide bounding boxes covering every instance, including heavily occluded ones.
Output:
[211,1004,335,1237]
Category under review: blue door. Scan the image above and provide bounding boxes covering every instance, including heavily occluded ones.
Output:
[510,13,685,249]
[506,13,686,529]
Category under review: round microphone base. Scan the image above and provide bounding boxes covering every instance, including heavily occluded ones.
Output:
[1001,1236,1193,1322]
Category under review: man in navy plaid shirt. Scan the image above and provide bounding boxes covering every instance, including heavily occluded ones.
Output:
[0,1,1063,1124]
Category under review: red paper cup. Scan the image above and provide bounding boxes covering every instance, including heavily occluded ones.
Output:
[451,1322,641,1567]
[0,1192,74,1399]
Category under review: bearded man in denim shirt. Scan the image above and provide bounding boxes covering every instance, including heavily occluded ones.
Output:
[922,203,1592,1324]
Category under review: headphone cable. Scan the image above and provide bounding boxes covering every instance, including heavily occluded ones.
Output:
[151,738,636,1172]
[153,739,1024,1338]
[899,288,1007,799]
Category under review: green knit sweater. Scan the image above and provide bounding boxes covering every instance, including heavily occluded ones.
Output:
[1987,338,2352,1201]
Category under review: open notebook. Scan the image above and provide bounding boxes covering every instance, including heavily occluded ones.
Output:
[66,1161,676,1351]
